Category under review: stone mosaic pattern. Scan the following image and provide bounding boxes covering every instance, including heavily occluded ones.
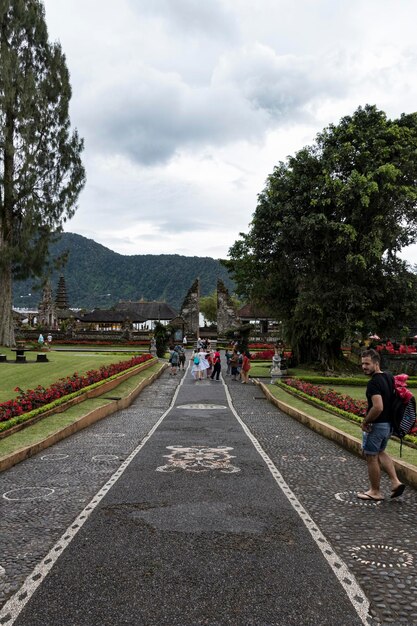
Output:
[226,378,417,626]
[0,371,183,609]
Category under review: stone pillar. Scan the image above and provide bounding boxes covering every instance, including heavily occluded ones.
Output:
[216,279,238,335]
[180,279,200,336]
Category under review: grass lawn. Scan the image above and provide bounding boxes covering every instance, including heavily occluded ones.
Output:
[0,346,145,402]
[266,383,417,467]
[0,362,164,459]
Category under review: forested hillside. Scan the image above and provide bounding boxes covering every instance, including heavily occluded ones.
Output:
[12,233,234,310]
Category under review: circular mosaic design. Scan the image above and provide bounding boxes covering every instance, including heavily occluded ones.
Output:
[3,487,55,501]
[177,404,227,410]
[349,544,414,568]
[335,491,383,507]
[41,453,69,461]
[92,455,119,461]
[156,446,240,473]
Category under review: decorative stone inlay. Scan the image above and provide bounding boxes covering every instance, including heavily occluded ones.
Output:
[3,487,55,501]
[349,544,414,568]
[92,455,119,461]
[92,433,126,438]
[177,404,227,410]
[156,446,241,473]
[0,565,5,577]
[335,491,383,507]
[41,454,69,461]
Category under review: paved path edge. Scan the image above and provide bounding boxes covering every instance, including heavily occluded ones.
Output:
[0,362,168,473]
[257,379,417,489]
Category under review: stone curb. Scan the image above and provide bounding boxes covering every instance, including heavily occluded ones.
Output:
[0,363,168,473]
[256,379,417,490]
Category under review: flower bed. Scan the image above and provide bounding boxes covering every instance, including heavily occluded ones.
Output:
[250,350,293,361]
[277,378,417,446]
[0,354,153,423]
[282,378,367,416]
[375,342,417,355]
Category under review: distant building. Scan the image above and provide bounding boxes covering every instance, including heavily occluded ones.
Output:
[77,300,178,331]
[55,275,69,310]
[237,303,276,334]
[115,300,178,330]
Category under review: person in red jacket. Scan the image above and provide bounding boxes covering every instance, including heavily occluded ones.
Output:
[241,351,251,384]
[210,349,221,380]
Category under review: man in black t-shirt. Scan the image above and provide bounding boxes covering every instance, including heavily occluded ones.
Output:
[358,349,405,501]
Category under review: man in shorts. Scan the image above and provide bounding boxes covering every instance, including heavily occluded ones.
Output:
[358,349,405,501]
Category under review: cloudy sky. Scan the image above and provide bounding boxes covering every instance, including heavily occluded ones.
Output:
[42,0,417,263]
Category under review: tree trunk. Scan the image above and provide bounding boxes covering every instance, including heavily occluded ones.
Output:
[0,260,14,347]
[295,337,342,370]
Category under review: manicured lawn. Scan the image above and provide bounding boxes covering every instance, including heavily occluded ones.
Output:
[0,346,144,402]
[267,383,417,467]
[322,385,366,400]
[0,362,164,459]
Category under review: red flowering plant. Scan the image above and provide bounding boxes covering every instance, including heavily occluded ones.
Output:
[0,354,153,424]
[281,378,367,419]
[251,350,293,361]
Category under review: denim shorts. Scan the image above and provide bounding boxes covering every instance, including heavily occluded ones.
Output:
[362,422,392,455]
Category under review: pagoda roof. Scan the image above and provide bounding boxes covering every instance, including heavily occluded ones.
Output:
[77,308,146,323]
[115,300,178,320]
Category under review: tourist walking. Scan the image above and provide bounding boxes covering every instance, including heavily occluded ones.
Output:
[230,350,239,381]
[178,345,186,370]
[241,351,251,384]
[225,347,233,375]
[357,349,405,501]
[210,348,221,380]
[191,350,201,380]
[169,347,179,375]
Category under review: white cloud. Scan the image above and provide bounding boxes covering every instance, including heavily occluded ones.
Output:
[42,0,417,264]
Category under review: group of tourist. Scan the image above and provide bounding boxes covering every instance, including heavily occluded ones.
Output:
[188,340,251,383]
[168,337,252,383]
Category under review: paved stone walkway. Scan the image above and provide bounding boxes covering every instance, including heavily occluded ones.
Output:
[0,362,417,625]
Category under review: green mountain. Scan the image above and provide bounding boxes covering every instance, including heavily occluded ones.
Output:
[12,232,235,311]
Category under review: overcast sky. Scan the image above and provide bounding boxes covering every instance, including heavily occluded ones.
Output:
[42,0,417,263]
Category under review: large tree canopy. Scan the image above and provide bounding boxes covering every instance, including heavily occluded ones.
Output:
[226,105,417,367]
[0,0,85,346]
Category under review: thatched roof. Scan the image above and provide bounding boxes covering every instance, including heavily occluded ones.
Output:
[76,308,146,323]
[115,300,178,320]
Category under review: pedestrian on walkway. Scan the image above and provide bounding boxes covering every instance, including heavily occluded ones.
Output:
[225,347,233,375]
[241,351,251,384]
[210,348,221,380]
[230,349,239,381]
[178,345,186,370]
[169,347,179,375]
[357,349,405,501]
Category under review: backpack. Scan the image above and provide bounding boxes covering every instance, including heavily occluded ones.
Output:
[384,373,417,456]
[170,351,179,365]
[193,355,200,364]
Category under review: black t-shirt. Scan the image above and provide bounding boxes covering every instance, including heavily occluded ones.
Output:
[366,372,394,423]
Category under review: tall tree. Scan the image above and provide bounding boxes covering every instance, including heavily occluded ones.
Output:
[0,0,85,346]
[226,105,417,368]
